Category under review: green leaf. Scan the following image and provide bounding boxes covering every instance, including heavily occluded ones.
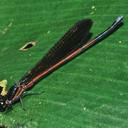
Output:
[0,0,127,128]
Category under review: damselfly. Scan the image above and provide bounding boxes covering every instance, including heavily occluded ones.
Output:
[0,16,123,112]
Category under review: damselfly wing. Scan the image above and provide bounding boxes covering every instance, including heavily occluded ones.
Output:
[17,19,93,89]
[6,19,93,105]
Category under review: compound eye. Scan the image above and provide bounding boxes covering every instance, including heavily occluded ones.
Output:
[0,102,3,105]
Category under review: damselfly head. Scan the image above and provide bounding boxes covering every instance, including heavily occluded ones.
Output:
[0,95,7,112]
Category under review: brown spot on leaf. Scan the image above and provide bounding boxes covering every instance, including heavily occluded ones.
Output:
[19,41,37,51]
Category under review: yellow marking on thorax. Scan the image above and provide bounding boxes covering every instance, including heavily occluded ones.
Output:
[0,80,8,96]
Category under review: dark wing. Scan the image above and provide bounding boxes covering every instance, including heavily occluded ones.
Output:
[17,19,93,88]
